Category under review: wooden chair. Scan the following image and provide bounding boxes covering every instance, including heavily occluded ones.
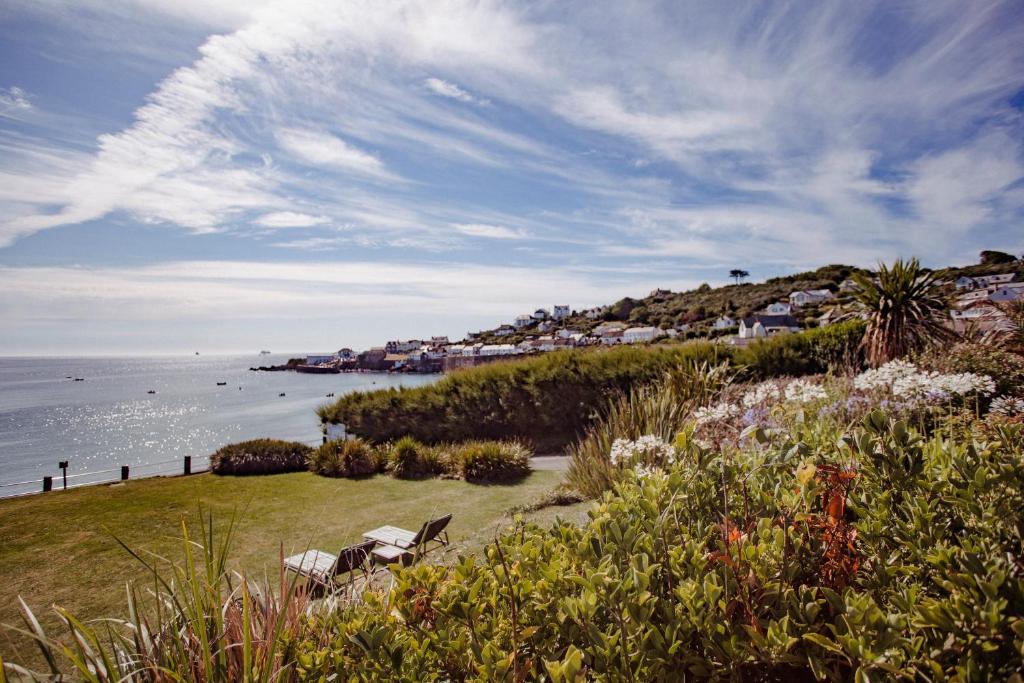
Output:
[362,513,452,566]
[283,539,376,594]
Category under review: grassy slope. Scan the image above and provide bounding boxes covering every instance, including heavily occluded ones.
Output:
[0,470,581,663]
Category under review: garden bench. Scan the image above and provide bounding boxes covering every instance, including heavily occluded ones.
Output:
[362,513,452,566]
[283,539,376,593]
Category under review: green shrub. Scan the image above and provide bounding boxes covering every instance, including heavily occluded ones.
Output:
[208,439,312,475]
[309,438,376,478]
[449,440,531,483]
[388,436,439,479]
[733,319,865,379]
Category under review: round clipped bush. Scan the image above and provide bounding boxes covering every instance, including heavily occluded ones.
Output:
[388,436,438,479]
[209,439,312,476]
[453,440,531,483]
[310,438,376,478]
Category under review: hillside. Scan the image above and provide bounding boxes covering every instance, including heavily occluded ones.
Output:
[471,253,1022,344]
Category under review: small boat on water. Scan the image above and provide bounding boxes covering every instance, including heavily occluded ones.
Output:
[73,378,85,382]
[147,390,156,394]
[279,392,286,397]
[259,350,271,355]
[216,382,227,386]
[325,393,334,397]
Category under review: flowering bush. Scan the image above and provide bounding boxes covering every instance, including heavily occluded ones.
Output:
[853,359,995,403]
[209,439,312,476]
[990,395,1024,417]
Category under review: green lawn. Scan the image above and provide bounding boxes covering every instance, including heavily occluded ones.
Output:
[0,470,588,664]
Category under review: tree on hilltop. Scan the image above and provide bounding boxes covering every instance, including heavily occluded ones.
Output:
[729,269,750,284]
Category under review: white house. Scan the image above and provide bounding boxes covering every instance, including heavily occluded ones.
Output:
[430,336,449,346]
[494,325,515,337]
[789,289,834,307]
[763,301,793,315]
[479,344,517,356]
[538,320,555,333]
[513,314,533,328]
[955,276,978,291]
[738,314,800,339]
[532,308,550,320]
[955,290,992,307]
[593,321,626,336]
[600,330,625,345]
[557,328,580,339]
[712,315,736,330]
[623,326,659,344]
[306,354,336,365]
[584,307,607,319]
[384,339,421,353]
[552,305,570,320]
[990,283,1024,302]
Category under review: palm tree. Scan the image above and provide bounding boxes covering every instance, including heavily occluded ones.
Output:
[851,258,953,367]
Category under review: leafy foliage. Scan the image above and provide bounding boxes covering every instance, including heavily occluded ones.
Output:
[209,439,313,476]
[387,436,440,479]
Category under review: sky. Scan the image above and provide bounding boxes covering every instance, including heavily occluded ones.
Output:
[0,0,1022,355]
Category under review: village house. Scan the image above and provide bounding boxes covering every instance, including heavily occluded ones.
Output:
[818,308,838,327]
[623,326,659,344]
[305,354,336,365]
[737,314,801,339]
[479,344,517,356]
[557,328,581,339]
[494,325,515,337]
[532,308,550,320]
[990,283,1024,302]
[429,336,449,346]
[957,273,1017,290]
[763,301,793,315]
[384,339,421,353]
[336,348,356,361]
[949,302,1013,336]
[593,321,626,337]
[711,315,736,330]
[513,314,533,328]
[789,289,834,307]
[955,276,978,291]
[955,289,994,307]
[584,306,607,319]
[537,320,555,333]
[552,305,570,320]
[600,329,625,345]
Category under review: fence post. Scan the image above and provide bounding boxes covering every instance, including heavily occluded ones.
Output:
[43,476,52,492]
[121,465,129,481]
[184,456,191,476]
[58,460,68,490]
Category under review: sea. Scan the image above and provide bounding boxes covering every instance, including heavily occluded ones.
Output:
[0,355,436,498]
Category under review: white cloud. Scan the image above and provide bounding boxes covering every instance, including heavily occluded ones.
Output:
[452,222,524,239]
[275,128,395,180]
[424,77,487,105]
[0,87,32,117]
[254,211,329,228]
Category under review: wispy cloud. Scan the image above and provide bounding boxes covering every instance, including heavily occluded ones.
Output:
[452,223,525,239]
[424,77,488,105]
[0,87,33,117]
[275,128,397,181]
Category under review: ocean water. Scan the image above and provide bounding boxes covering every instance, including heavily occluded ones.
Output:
[0,356,435,497]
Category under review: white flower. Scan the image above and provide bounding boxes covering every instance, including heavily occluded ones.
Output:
[784,379,828,403]
[742,382,781,408]
[990,395,1024,416]
[855,360,995,403]
[633,463,664,480]
[693,401,739,426]
[608,435,675,466]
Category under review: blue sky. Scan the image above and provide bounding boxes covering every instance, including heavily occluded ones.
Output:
[1,0,1022,355]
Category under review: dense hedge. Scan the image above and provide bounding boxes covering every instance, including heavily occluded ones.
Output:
[448,440,532,483]
[208,439,312,475]
[319,322,865,451]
